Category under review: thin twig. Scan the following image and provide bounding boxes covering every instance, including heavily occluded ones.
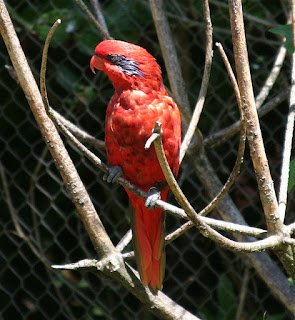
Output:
[52,109,105,149]
[38,18,117,258]
[29,146,48,248]
[40,19,62,112]
[255,45,287,109]
[51,110,269,242]
[74,0,112,40]
[89,0,109,35]
[179,0,213,163]
[0,162,46,263]
[165,218,266,244]
[116,229,132,252]
[278,1,295,222]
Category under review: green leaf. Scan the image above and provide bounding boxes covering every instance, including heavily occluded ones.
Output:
[269,24,293,54]
[287,159,295,193]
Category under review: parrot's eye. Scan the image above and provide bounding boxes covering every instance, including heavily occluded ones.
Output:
[105,54,122,64]
[104,54,144,77]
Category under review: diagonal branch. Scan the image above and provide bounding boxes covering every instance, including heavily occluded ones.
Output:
[89,0,109,35]
[74,0,112,40]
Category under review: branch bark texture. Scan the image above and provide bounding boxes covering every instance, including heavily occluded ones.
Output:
[228,0,283,234]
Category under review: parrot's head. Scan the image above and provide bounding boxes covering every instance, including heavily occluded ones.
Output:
[90,40,163,90]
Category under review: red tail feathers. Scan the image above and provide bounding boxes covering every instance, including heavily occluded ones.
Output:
[127,190,166,293]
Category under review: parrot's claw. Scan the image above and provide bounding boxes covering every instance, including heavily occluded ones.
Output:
[145,187,161,209]
[103,166,123,183]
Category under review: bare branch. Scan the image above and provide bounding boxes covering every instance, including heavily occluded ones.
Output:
[89,0,109,35]
[229,0,284,235]
[0,161,45,263]
[255,45,288,109]
[74,0,112,40]
[278,1,295,222]
[165,218,267,245]
[52,109,105,149]
[116,229,132,252]
[179,0,213,163]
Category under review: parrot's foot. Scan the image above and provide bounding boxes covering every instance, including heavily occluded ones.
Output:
[145,187,161,209]
[103,166,123,183]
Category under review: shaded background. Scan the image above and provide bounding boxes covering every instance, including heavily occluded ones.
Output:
[1,0,294,319]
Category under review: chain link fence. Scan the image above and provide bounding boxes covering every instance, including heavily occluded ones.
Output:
[1,0,294,319]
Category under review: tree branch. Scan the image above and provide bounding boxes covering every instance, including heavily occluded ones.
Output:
[278,1,295,222]
[228,0,284,235]
[89,0,109,36]
[74,0,112,40]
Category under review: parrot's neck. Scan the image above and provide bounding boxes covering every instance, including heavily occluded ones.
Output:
[112,77,165,95]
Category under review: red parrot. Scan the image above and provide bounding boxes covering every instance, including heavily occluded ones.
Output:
[90,40,181,293]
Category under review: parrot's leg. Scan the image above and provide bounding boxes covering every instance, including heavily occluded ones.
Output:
[145,187,161,209]
[103,165,123,183]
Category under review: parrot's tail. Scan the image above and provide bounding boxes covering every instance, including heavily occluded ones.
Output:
[127,191,166,294]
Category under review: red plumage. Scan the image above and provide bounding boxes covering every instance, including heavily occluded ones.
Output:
[90,40,181,293]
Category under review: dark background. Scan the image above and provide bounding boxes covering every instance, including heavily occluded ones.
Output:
[0,0,293,319]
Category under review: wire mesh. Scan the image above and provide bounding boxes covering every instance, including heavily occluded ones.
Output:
[1,0,294,319]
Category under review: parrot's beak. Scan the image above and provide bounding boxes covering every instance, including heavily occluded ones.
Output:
[90,54,103,74]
